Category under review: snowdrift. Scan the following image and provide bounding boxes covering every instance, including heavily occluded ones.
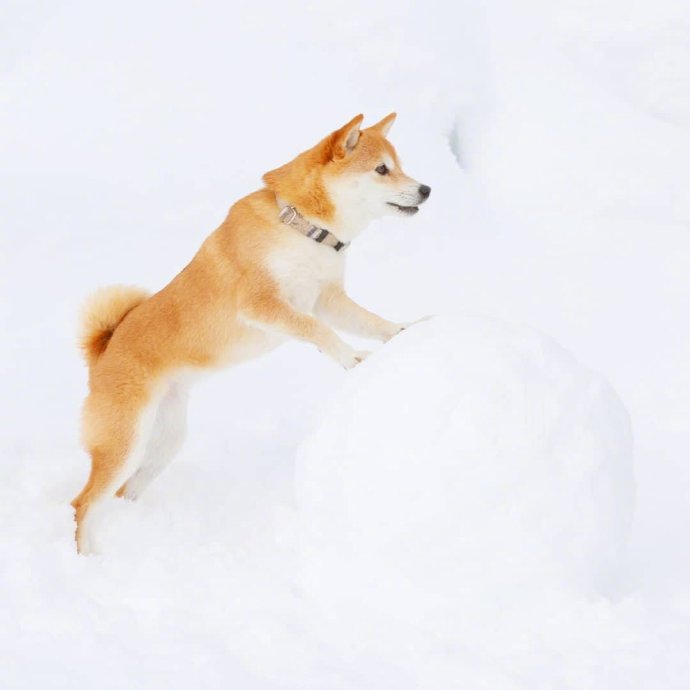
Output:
[297,315,635,622]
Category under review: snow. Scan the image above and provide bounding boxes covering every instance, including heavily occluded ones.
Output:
[2,0,690,687]
[296,315,641,686]
[297,315,634,604]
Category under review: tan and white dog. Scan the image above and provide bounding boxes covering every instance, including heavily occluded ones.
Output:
[71,113,431,554]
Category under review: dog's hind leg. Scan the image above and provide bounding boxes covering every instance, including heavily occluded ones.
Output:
[116,381,188,501]
[72,387,160,554]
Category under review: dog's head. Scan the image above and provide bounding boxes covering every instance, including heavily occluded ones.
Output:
[263,113,430,239]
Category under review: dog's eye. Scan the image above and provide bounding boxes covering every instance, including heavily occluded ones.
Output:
[375,164,389,175]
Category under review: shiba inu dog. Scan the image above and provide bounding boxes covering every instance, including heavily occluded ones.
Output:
[71,113,431,554]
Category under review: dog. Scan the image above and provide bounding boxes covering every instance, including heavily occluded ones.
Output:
[71,113,431,554]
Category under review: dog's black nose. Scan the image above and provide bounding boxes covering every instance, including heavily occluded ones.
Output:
[418,184,431,199]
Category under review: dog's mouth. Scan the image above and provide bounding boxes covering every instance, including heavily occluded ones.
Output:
[387,202,419,215]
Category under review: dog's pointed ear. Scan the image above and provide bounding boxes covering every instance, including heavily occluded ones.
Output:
[368,112,396,137]
[331,114,364,159]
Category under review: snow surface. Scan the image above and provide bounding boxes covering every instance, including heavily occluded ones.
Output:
[298,315,634,605]
[2,0,690,687]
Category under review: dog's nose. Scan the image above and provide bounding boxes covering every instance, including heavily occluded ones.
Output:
[418,184,431,200]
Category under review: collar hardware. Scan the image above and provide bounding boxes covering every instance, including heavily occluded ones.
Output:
[278,205,349,253]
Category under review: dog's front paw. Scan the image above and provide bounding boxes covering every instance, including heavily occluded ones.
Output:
[349,349,371,370]
[324,341,371,370]
[382,315,434,342]
[339,349,371,370]
[327,337,371,369]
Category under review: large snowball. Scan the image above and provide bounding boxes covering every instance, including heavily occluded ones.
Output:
[296,315,634,618]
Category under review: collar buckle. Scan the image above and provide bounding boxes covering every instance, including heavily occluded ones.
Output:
[278,205,298,225]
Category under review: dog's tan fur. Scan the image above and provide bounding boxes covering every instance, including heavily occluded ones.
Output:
[71,113,430,554]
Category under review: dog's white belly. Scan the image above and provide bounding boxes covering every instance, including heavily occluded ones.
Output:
[267,239,344,314]
[281,271,321,313]
[214,239,345,367]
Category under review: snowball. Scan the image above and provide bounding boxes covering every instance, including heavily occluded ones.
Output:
[296,315,634,619]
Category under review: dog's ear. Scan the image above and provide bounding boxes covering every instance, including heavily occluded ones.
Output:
[368,112,396,137]
[331,114,364,159]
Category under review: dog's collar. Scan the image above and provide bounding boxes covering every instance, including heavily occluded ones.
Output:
[278,204,349,253]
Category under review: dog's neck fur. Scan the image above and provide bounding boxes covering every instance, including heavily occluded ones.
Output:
[325,201,372,242]
[263,126,375,245]
[274,192,368,245]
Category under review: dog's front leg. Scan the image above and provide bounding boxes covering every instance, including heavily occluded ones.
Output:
[315,283,410,343]
[241,289,368,370]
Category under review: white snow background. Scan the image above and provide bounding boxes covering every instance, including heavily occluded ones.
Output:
[1,0,689,687]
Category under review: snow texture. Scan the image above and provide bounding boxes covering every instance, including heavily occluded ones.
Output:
[298,315,634,606]
[2,0,690,687]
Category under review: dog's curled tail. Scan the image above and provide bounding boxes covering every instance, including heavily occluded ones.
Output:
[79,285,149,367]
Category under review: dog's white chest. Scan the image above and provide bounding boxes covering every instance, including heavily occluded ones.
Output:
[267,240,343,313]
